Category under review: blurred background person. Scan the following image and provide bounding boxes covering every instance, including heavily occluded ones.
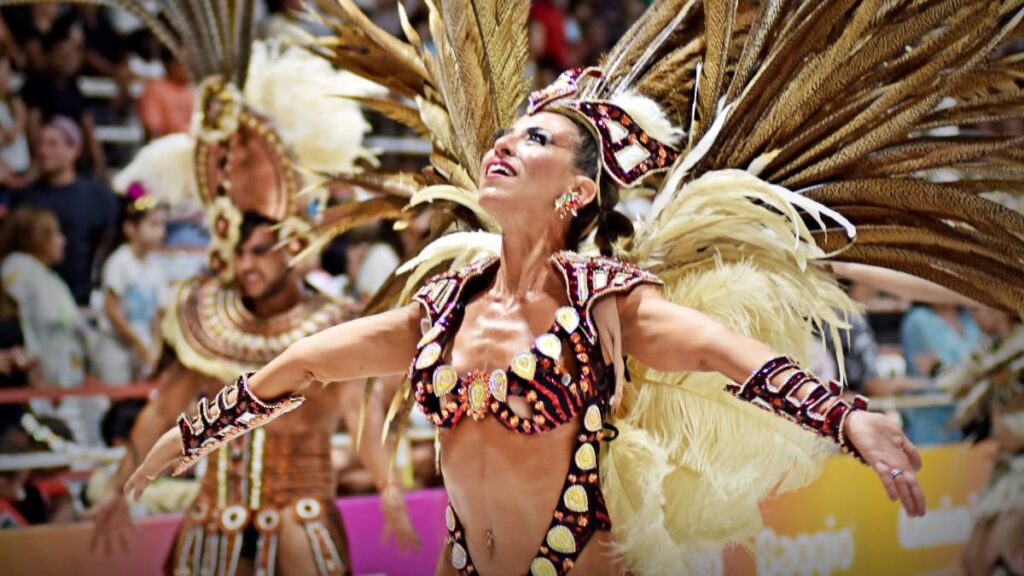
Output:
[902,303,984,378]
[0,414,76,527]
[0,207,106,446]
[18,16,107,179]
[136,47,192,138]
[0,48,30,191]
[90,182,166,385]
[7,116,118,306]
[0,207,84,390]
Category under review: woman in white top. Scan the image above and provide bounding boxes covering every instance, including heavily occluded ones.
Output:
[0,207,85,388]
[0,207,106,444]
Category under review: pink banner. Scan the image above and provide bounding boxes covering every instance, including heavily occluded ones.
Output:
[0,489,450,576]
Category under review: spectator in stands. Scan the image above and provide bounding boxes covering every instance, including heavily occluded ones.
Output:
[345,224,402,304]
[901,303,984,377]
[75,6,128,83]
[0,48,31,191]
[4,3,62,74]
[0,416,76,527]
[530,0,571,70]
[92,183,166,385]
[0,288,35,439]
[0,207,110,446]
[19,16,107,179]
[137,47,193,138]
[900,303,981,445]
[84,398,198,521]
[974,306,1014,342]
[0,13,21,71]
[0,207,86,390]
[124,29,163,80]
[9,117,118,306]
[818,311,932,396]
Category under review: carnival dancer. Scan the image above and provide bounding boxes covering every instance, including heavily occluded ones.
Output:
[126,0,1024,574]
[76,15,418,576]
[942,325,1024,576]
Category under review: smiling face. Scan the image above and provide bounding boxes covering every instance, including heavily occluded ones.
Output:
[478,112,597,237]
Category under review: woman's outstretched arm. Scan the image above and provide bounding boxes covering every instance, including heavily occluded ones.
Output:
[124,304,423,499]
[617,285,927,517]
[248,304,422,398]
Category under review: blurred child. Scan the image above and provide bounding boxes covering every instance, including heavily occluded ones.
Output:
[92,182,166,384]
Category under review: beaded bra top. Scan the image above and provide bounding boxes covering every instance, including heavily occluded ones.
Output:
[409,251,662,433]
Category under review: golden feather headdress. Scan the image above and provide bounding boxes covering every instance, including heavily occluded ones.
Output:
[305,0,1024,313]
[300,1,1024,571]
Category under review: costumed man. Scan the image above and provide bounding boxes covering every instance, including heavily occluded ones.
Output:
[82,30,417,576]
[942,325,1024,576]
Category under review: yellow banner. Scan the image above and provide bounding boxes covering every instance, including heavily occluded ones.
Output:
[724,442,996,575]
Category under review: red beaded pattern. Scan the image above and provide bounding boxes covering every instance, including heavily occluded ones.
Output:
[527,67,603,115]
[565,101,679,187]
[726,356,870,463]
[527,67,680,188]
[175,373,305,475]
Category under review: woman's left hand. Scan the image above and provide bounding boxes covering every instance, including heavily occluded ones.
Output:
[844,410,927,517]
[123,427,183,502]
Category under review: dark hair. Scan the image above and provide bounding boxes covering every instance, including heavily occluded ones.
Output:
[566,123,634,255]
[239,212,278,246]
[101,399,145,447]
[159,44,177,65]
[40,14,79,52]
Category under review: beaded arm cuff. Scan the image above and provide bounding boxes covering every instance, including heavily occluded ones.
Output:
[725,357,870,464]
[174,372,305,476]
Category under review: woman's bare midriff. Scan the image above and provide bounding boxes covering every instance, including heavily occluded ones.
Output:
[432,281,624,576]
[438,417,622,576]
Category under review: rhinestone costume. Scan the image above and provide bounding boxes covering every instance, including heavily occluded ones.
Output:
[410,251,661,576]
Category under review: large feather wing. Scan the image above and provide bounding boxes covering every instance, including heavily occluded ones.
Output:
[598,0,1024,313]
[608,170,855,574]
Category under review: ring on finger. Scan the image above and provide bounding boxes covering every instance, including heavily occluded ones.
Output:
[889,468,904,479]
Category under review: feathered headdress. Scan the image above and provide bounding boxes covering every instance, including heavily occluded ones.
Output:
[302,1,1024,571]
[941,325,1024,440]
[307,0,1024,312]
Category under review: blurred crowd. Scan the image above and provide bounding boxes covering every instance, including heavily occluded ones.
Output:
[0,0,1017,531]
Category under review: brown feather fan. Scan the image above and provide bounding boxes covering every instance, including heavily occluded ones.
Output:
[300,0,1024,317]
[585,0,1024,314]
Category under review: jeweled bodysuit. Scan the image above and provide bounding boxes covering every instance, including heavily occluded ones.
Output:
[410,252,661,576]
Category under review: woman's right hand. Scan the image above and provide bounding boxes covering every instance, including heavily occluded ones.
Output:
[85,488,135,554]
[123,427,183,502]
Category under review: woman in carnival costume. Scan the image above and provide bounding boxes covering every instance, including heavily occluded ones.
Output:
[0,1,426,573]
[126,0,1024,574]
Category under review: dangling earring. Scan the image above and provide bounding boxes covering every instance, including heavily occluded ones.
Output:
[555,189,581,220]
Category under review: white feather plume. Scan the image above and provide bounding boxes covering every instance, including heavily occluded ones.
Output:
[610,90,684,147]
[112,133,198,205]
[244,40,385,175]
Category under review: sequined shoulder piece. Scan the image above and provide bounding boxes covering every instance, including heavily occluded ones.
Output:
[551,251,662,342]
[163,276,353,381]
[411,257,498,324]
